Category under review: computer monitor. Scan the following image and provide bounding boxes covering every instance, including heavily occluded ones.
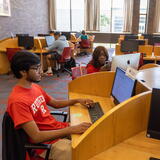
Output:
[18,36,34,49]
[153,36,160,45]
[121,40,139,53]
[124,35,138,40]
[142,34,154,45]
[111,53,141,71]
[137,39,145,45]
[37,34,50,37]
[111,67,136,104]
[45,36,55,47]
[147,88,160,140]
[16,34,29,37]
[61,32,71,40]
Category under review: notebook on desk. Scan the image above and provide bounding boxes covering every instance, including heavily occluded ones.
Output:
[88,67,137,123]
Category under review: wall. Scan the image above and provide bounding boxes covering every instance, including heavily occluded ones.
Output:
[0,0,49,39]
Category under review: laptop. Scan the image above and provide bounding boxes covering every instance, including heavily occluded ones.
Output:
[45,36,55,47]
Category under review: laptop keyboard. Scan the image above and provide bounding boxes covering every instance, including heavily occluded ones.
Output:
[88,102,104,123]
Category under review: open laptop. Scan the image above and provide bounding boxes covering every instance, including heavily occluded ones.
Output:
[45,36,55,47]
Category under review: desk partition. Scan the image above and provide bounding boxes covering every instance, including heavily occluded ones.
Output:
[68,71,159,160]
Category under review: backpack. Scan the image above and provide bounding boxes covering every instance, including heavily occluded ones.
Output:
[64,57,76,70]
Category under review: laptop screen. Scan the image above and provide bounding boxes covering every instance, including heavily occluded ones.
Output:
[45,36,55,47]
[111,67,136,104]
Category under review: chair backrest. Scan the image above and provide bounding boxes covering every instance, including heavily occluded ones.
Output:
[6,48,21,62]
[80,39,91,48]
[2,112,28,160]
[59,47,72,62]
[139,63,160,70]
[71,66,87,80]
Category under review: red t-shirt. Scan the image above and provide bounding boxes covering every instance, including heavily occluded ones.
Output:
[86,63,100,74]
[7,83,69,156]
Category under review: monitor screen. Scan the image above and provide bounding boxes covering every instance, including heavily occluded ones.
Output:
[137,40,145,45]
[111,53,141,71]
[61,32,71,40]
[153,36,160,45]
[124,35,138,40]
[45,36,55,47]
[16,34,29,37]
[121,40,139,53]
[147,88,160,140]
[38,34,50,37]
[111,67,136,104]
[142,34,154,45]
[75,32,81,38]
[18,36,34,49]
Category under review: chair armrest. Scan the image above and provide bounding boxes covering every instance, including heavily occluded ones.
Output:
[50,111,68,122]
[25,143,51,150]
[25,143,51,160]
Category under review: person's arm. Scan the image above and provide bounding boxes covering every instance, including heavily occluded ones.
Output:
[47,98,93,108]
[21,120,91,143]
[46,41,57,51]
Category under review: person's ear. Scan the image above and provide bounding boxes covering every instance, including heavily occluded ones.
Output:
[20,70,27,77]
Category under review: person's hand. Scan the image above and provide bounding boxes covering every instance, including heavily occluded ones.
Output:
[100,62,111,71]
[70,122,92,134]
[77,99,94,108]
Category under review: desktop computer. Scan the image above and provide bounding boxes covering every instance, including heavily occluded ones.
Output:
[121,40,139,53]
[111,67,137,104]
[111,53,141,71]
[88,67,136,122]
[18,35,34,50]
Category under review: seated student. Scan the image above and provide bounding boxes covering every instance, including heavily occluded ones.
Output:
[45,32,69,75]
[7,51,92,160]
[79,30,89,40]
[86,46,111,74]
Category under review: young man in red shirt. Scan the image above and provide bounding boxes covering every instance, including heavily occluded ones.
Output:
[7,51,92,160]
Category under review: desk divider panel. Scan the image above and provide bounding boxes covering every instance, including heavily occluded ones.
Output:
[70,89,151,160]
[68,72,115,97]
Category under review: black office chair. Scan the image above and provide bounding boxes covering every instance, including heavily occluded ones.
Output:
[2,111,68,160]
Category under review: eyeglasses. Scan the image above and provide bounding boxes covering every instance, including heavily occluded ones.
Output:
[30,65,41,72]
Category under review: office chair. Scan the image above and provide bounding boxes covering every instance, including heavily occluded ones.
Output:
[139,63,160,70]
[6,48,21,62]
[71,66,87,80]
[55,47,73,77]
[2,111,68,160]
[79,39,91,56]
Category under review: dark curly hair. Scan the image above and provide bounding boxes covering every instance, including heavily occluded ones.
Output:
[11,51,40,79]
[90,46,109,68]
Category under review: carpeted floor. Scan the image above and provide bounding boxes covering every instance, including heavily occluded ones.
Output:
[0,48,114,158]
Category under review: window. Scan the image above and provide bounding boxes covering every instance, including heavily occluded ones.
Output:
[56,0,84,31]
[56,0,70,31]
[71,0,84,31]
[139,0,148,33]
[100,0,124,33]
[100,0,111,32]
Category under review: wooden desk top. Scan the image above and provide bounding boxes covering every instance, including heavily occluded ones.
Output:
[136,67,160,89]
[69,92,115,147]
[89,131,160,160]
